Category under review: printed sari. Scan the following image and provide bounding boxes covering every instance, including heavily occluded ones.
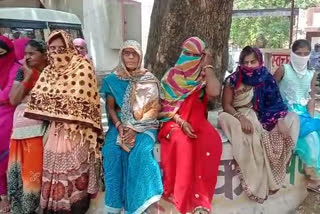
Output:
[100,40,163,214]
[24,30,102,214]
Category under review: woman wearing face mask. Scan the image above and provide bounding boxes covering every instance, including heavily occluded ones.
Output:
[158,37,222,214]
[100,40,163,214]
[219,46,299,203]
[274,39,320,193]
[24,30,102,213]
[8,40,48,214]
[0,35,21,214]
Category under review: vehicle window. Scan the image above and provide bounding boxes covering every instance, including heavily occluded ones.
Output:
[0,27,45,40]
[49,27,82,39]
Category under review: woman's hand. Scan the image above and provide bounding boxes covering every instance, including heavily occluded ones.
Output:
[22,63,33,82]
[275,119,290,137]
[122,127,136,146]
[201,49,213,67]
[239,115,254,134]
[182,121,197,139]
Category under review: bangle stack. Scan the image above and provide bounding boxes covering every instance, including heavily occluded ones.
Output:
[233,111,243,120]
[175,115,186,128]
[115,121,122,129]
[203,65,214,70]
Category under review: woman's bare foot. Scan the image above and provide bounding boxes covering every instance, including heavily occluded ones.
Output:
[0,195,10,213]
[192,207,210,214]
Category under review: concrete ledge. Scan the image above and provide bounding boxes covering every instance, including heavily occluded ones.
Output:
[88,111,308,214]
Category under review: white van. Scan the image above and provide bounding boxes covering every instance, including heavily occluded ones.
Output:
[0,7,109,132]
[0,7,83,40]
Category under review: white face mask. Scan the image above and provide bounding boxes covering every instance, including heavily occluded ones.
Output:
[290,51,310,77]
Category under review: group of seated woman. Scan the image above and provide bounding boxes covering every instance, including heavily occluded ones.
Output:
[0,29,319,214]
[219,40,320,202]
[101,37,320,214]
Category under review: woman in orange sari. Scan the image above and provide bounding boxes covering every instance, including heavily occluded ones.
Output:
[8,40,48,214]
[158,37,222,214]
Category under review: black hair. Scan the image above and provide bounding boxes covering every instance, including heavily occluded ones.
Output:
[26,40,47,53]
[292,39,311,52]
[239,46,259,65]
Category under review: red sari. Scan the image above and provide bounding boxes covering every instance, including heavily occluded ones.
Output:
[158,89,222,214]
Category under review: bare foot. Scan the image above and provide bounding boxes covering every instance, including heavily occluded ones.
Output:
[0,195,10,213]
[193,207,210,214]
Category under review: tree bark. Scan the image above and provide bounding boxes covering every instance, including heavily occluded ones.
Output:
[144,0,234,83]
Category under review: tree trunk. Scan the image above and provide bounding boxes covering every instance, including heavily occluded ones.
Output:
[144,0,234,84]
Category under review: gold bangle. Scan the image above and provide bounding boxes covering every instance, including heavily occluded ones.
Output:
[115,121,121,129]
[203,65,214,70]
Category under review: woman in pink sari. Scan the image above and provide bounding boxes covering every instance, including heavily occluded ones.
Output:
[0,36,22,213]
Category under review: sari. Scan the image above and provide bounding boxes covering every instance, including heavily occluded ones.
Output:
[218,48,299,203]
[100,40,163,214]
[279,63,320,180]
[158,37,222,214]
[24,30,102,214]
[8,65,46,213]
[0,36,22,196]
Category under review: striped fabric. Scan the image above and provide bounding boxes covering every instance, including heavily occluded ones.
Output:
[159,37,206,121]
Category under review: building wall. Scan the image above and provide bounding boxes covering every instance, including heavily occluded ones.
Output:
[40,0,83,21]
[0,0,40,7]
[83,0,123,75]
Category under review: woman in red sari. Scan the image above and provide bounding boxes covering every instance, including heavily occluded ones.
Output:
[158,37,222,214]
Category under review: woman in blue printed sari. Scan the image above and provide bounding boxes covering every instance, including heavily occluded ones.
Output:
[100,40,163,214]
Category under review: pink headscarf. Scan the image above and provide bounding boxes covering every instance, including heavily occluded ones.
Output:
[13,38,30,64]
[0,36,16,89]
[73,38,89,59]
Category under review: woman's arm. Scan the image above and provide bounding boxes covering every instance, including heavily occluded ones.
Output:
[222,85,238,116]
[0,67,18,104]
[307,72,318,117]
[222,85,253,134]
[9,82,27,106]
[273,65,285,83]
[106,96,121,127]
[205,67,220,100]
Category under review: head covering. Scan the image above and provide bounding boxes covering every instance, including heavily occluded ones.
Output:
[228,48,288,131]
[13,38,30,64]
[159,37,206,121]
[114,40,160,151]
[290,51,311,78]
[73,38,89,58]
[0,35,16,89]
[115,40,146,79]
[24,30,102,154]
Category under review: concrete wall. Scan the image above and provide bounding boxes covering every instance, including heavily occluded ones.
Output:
[83,0,122,76]
[40,0,83,22]
[0,0,40,7]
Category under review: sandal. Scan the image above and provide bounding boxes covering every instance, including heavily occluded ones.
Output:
[307,184,320,194]
[0,195,10,213]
